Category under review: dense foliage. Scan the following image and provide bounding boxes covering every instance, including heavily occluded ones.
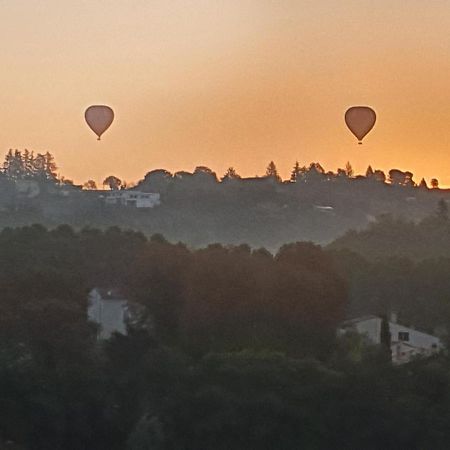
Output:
[2,225,450,448]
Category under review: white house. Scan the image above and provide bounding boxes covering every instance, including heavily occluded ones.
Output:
[340,314,443,365]
[88,288,129,339]
[104,191,160,208]
[88,288,151,340]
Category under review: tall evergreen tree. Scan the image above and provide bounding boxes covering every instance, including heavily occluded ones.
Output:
[23,149,35,178]
[290,161,301,182]
[265,161,281,182]
[221,167,240,181]
[419,178,428,189]
[345,161,354,177]
[44,152,58,180]
[365,165,374,178]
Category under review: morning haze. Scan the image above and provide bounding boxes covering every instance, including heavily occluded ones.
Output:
[1,0,450,185]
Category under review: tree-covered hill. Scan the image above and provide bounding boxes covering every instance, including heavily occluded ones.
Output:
[329,199,450,260]
[1,150,449,249]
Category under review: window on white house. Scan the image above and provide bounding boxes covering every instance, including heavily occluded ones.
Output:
[398,331,409,342]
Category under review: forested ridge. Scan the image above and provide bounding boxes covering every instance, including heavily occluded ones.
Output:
[2,224,450,448]
[0,150,449,249]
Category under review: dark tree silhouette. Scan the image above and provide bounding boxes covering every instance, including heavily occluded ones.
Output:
[103,175,122,190]
[431,178,439,189]
[265,161,281,182]
[345,161,354,177]
[83,179,97,190]
[373,169,386,182]
[221,167,240,181]
[290,161,301,182]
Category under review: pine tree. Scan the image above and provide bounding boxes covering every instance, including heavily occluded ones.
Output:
[33,153,46,179]
[290,161,301,182]
[9,150,25,180]
[221,167,240,181]
[418,178,428,189]
[23,149,34,178]
[3,149,14,178]
[44,152,58,180]
[365,165,374,178]
[265,161,281,182]
[345,161,354,177]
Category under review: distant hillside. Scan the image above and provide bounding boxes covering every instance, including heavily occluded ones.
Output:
[329,200,450,260]
[1,153,449,249]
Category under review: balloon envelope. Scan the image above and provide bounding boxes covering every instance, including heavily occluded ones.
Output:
[85,105,114,140]
[345,106,376,143]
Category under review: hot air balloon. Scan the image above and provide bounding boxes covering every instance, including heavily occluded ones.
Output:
[85,105,114,140]
[345,106,376,144]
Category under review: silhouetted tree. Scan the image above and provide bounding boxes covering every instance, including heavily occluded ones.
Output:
[43,152,58,180]
[103,175,122,190]
[83,180,97,190]
[388,169,414,186]
[431,178,439,189]
[345,161,354,177]
[290,161,301,182]
[60,177,74,185]
[221,167,240,181]
[365,165,374,178]
[373,169,386,183]
[265,161,281,182]
[193,166,218,184]
[419,178,428,189]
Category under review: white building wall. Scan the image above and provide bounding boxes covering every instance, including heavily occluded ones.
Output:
[341,316,443,365]
[88,289,128,339]
[389,323,441,349]
[353,317,382,344]
[104,191,160,208]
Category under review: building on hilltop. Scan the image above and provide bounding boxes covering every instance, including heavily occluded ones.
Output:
[104,190,160,208]
[339,313,443,365]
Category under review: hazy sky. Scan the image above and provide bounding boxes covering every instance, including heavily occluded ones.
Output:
[1,0,450,185]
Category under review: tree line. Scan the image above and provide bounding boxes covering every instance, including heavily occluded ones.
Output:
[0,149,443,189]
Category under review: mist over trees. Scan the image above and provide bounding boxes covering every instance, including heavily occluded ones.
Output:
[330,199,450,260]
[1,149,449,250]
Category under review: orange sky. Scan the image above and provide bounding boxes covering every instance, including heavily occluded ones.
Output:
[1,0,450,186]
